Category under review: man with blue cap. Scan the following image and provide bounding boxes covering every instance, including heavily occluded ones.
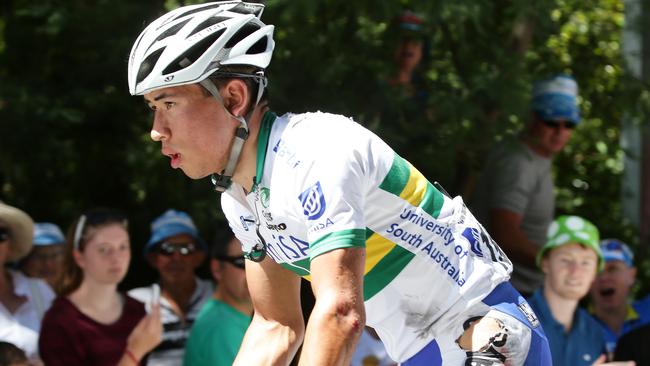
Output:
[590,239,650,358]
[128,209,212,366]
[20,223,66,288]
[472,75,581,296]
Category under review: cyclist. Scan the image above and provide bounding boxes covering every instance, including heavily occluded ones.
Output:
[128,2,551,364]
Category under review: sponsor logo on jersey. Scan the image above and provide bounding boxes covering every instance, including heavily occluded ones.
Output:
[273,138,301,168]
[267,223,287,231]
[298,181,326,220]
[240,215,255,232]
[308,218,334,234]
[260,187,271,208]
[517,301,540,328]
[462,227,484,257]
[263,234,310,262]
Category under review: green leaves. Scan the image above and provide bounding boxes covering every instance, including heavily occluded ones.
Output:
[0,0,647,284]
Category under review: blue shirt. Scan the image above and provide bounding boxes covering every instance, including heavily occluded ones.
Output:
[591,294,650,355]
[527,289,605,366]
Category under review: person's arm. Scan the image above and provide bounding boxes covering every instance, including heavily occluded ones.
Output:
[233,256,305,366]
[489,208,540,268]
[298,247,366,366]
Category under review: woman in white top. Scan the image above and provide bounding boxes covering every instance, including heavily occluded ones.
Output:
[0,201,54,362]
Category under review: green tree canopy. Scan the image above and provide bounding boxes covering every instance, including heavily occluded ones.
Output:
[1,0,648,287]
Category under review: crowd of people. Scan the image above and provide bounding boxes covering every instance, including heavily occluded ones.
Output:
[1,1,645,366]
[0,203,255,366]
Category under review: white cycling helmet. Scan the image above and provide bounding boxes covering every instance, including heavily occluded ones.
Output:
[128,1,275,192]
[128,0,275,96]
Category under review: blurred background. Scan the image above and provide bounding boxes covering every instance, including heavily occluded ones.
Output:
[1,0,649,291]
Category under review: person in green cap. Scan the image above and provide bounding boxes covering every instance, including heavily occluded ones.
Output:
[527,215,634,366]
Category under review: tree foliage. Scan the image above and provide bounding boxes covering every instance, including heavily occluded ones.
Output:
[1,0,648,287]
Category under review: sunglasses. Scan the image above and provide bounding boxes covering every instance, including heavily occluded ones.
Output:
[157,242,197,256]
[541,119,577,130]
[215,255,246,269]
[0,228,9,242]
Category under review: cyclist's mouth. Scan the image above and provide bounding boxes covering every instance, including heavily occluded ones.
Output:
[170,153,181,168]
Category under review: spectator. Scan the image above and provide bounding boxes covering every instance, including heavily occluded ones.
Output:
[184,235,252,366]
[39,208,161,366]
[351,327,397,366]
[527,215,632,365]
[0,202,53,361]
[590,239,650,358]
[472,75,581,296]
[19,223,65,288]
[369,9,432,143]
[0,341,29,366]
[128,209,212,365]
[386,10,428,100]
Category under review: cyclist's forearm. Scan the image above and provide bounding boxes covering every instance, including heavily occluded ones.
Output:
[233,316,303,366]
[298,302,364,366]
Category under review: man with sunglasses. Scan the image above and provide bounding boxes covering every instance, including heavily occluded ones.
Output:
[472,75,580,297]
[590,239,650,359]
[184,235,252,366]
[128,209,212,366]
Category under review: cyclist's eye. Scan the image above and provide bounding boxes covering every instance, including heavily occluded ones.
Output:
[164,102,174,110]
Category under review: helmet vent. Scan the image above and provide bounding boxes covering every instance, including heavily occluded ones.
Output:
[172,3,225,22]
[225,23,260,49]
[187,16,230,38]
[155,19,191,43]
[247,37,267,55]
[136,48,165,84]
[162,28,226,75]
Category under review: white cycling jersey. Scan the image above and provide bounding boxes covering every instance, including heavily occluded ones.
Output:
[221,111,513,362]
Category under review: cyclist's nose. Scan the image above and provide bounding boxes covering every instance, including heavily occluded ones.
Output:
[151,112,169,142]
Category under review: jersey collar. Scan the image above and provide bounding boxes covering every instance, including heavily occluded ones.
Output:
[252,111,277,191]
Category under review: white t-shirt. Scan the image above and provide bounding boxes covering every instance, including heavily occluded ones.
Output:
[222,111,513,362]
[0,270,55,358]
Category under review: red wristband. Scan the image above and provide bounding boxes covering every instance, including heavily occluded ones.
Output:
[125,349,139,365]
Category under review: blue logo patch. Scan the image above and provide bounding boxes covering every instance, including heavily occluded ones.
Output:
[462,227,484,257]
[298,181,326,220]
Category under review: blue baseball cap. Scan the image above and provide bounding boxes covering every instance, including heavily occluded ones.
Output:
[600,239,634,267]
[33,223,65,246]
[145,209,205,252]
[531,75,581,124]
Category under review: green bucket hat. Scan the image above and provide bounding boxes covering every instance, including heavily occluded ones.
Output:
[536,215,603,270]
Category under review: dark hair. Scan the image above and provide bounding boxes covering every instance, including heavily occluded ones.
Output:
[0,341,27,366]
[210,229,238,260]
[56,207,128,296]
[204,65,269,112]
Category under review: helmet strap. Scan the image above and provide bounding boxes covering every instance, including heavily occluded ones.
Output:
[200,76,265,192]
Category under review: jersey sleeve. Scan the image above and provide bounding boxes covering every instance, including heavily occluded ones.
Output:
[292,132,372,260]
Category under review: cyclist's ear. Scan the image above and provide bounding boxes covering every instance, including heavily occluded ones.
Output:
[222,79,251,118]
